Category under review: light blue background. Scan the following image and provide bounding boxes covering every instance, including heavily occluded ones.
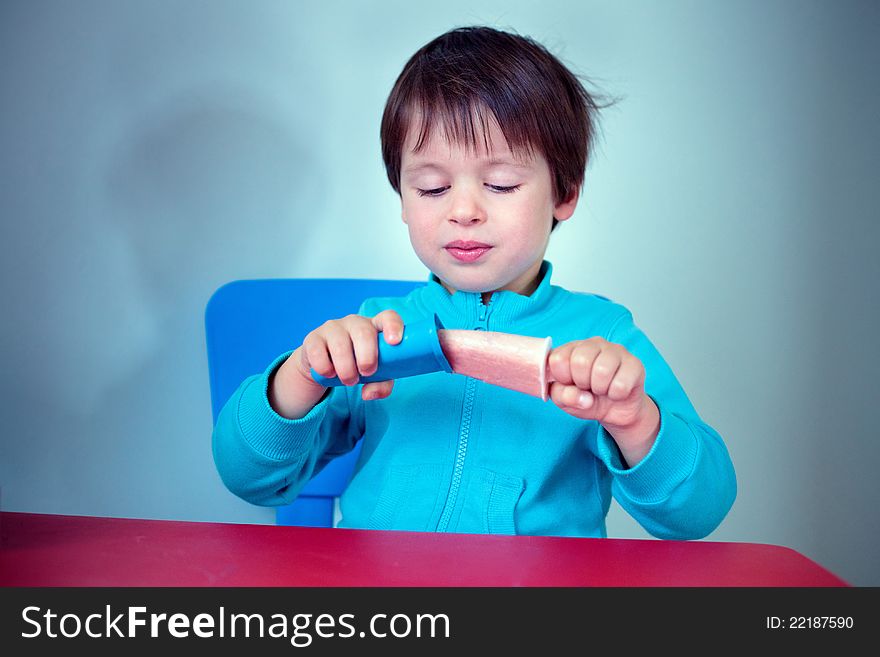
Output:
[1,0,878,585]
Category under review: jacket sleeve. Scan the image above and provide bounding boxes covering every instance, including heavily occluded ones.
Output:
[594,310,737,540]
[211,350,365,507]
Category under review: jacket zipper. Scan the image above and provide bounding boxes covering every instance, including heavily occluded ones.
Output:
[436,294,495,532]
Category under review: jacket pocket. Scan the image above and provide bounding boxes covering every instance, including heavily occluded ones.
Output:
[365,463,443,531]
[458,468,525,535]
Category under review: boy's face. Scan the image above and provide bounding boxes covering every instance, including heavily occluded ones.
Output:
[399,117,578,298]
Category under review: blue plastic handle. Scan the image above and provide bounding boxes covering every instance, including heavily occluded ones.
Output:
[310,313,453,386]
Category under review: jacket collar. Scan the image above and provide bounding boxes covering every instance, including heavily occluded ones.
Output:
[417,260,563,331]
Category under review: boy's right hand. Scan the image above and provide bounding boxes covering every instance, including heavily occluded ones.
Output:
[269,310,404,419]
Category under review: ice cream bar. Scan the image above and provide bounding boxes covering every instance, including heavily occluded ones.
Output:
[436,329,552,400]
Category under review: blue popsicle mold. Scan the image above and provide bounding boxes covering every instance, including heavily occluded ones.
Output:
[310,313,453,386]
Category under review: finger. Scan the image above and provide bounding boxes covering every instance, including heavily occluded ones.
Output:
[346,318,380,377]
[372,309,405,345]
[590,347,623,396]
[607,355,644,401]
[570,341,602,390]
[547,342,577,385]
[362,379,394,401]
[323,321,361,386]
[302,332,335,380]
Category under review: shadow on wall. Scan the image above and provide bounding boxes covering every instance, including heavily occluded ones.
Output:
[105,88,322,315]
[15,88,324,419]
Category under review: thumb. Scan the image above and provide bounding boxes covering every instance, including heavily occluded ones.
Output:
[362,379,394,401]
[549,382,597,419]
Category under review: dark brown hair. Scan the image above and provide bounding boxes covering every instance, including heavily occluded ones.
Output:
[380,26,617,230]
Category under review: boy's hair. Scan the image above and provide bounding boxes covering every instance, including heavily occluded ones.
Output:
[381,26,615,230]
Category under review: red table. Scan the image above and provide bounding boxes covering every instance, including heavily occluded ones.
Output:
[0,512,848,587]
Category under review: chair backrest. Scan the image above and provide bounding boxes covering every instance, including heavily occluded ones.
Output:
[205,278,423,527]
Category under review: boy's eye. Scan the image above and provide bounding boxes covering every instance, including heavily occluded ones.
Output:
[487,184,521,194]
[415,184,521,197]
[416,186,450,197]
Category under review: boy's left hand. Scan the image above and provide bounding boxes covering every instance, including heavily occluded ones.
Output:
[548,338,660,462]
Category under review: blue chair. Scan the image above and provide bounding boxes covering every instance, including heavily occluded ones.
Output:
[205,278,423,527]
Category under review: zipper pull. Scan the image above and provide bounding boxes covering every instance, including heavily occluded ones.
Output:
[475,294,495,329]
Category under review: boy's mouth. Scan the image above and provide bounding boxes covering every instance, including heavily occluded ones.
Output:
[445,240,492,263]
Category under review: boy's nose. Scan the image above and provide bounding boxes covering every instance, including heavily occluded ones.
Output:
[447,187,486,225]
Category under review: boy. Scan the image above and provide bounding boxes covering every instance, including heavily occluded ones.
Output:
[213,26,736,539]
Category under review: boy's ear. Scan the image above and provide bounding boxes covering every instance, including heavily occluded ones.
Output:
[398,190,408,224]
[553,185,580,223]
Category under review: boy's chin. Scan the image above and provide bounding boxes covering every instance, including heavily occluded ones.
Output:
[428,261,518,296]
[436,275,499,296]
